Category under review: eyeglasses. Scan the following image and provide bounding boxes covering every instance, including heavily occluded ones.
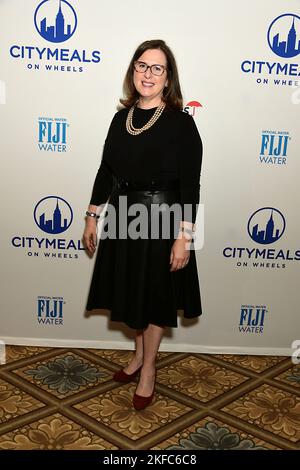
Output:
[134,61,167,76]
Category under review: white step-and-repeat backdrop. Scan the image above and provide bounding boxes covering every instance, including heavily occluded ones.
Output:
[1,0,299,356]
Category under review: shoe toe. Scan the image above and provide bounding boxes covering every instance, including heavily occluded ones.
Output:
[133,392,154,410]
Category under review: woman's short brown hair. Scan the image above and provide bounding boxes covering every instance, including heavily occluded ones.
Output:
[120,39,183,111]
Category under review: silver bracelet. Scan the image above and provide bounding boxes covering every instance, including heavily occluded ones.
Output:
[179,227,195,235]
[86,210,99,219]
[178,228,194,241]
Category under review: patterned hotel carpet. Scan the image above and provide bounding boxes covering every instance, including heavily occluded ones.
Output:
[0,346,299,450]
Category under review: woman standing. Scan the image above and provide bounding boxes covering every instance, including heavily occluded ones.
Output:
[83,39,203,410]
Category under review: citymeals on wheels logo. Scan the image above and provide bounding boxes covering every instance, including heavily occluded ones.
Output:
[11,196,84,259]
[9,0,101,73]
[239,305,268,334]
[241,13,300,87]
[38,117,69,152]
[37,295,65,325]
[223,207,300,269]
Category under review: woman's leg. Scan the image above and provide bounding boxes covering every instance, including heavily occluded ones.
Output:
[135,323,164,396]
[123,329,144,374]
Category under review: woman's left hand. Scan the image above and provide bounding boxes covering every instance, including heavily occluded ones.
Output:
[170,237,191,271]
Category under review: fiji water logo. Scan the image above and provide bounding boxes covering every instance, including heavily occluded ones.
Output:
[248,208,285,245]
[239,305,268,334]
[37,296,65,325]
[38,117,69,152]
[34,0,77,43]
[259,130,290,165]
[34,196,73,234]
[268,14,300,58]
[183,101,202,116]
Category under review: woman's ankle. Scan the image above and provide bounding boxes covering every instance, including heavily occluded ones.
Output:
[132,353,143,364]
[140,363,156,375]
[123,354,143,374]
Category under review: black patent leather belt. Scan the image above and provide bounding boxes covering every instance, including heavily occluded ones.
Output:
[114,177,180,191]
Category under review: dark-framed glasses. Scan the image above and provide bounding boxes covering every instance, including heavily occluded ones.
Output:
[134,61,167,76]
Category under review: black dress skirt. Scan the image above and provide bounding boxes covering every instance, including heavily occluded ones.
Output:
[86,176,202,329]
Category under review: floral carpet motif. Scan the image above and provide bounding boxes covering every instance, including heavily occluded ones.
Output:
[0,347,298,450]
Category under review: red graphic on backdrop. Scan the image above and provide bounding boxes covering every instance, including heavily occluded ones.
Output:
[184,100,202,116]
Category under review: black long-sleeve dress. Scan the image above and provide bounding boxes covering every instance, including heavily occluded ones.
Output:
[86,105,203,329]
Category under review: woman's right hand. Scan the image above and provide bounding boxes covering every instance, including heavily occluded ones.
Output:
[83,219,97,256]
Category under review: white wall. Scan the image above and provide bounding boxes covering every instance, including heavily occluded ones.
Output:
[0,0,299,356]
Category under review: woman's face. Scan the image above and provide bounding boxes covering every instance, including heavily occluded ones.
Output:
[133,48,168,106]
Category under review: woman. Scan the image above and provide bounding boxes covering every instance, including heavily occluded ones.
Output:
[83,39,203,410]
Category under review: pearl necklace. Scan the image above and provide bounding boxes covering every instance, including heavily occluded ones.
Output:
[126,101,166,135]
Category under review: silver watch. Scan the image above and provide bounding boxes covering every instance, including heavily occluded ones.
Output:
[86,210,99,219]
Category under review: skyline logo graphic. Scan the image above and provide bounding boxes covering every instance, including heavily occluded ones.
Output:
[34,196,73,234]
[247,207,285,245]
[34,0,77,43]
[268,14,300,58]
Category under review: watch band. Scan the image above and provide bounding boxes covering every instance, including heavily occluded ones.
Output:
[86,210,99,219]
[179,227,194,235]
[178,227,194,241]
